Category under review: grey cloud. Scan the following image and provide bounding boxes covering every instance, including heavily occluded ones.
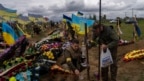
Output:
[49,0,85,13]
[27,5,48,15]
[102,1,135,11]
[0,0,144,21]
[47,0,136,20]
[48,5,66,13]
[65,0,84,11]
[136,8,144,10]
[103,11,125,19]
[133,3,144,10]
[49,0,136,16]
[49,13,63,21]
[82,7,99,12]
[137,11,144,17]
[0,0,30,9]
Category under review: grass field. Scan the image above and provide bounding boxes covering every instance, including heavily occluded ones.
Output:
[104,19,144,41]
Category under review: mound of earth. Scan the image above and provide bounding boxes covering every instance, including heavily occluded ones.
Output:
[39,39,144,81]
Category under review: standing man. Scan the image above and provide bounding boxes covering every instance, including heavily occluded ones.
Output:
[92,23,119,81]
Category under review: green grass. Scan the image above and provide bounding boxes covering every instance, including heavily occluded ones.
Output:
[103,19,144,41]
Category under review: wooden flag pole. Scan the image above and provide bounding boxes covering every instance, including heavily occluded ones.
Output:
[84,23,90,80]
[64,22,66,40]
[133,15,138,41]
[63,22,68,41]
[117,18,120,36]
[117,18,122,40]
[98,0,102,80]
[132,15,136,42]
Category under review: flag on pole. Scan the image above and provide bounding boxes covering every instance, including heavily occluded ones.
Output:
[77,11,83,16]
[63,14,72,23]
[133,16,141,38]
[117,19,123,36]
[16,24,31,38]
[2,22,18,45]
[133,22,141,37]
[72,14,94,27]
[72,14,94,35]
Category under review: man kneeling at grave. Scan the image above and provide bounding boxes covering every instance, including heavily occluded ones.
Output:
[56,39,87,81]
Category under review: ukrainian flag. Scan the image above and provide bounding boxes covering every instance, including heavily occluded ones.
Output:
[62,14,72,30]
[63,14,72,23]
[72,14,84,35]
[77,11,83,16]
[2,22,18,45]
[72,14,94,35]
[16,24,31,38]
[133,22,141,37]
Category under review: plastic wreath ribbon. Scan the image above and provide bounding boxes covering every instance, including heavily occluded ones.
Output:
[123,49,144,62]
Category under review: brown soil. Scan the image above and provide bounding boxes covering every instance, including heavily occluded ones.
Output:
[40,39,144,81]
[32,29,144,81]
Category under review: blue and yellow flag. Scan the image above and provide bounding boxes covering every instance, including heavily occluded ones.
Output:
[63,14,72,23]
[2,22,18,45]
[16,24,31,38]
[133,22,141,37]
[77,11,83,16]
[72,14,94,35]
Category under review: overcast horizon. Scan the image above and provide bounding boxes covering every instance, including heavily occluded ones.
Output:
[0,0,144,21]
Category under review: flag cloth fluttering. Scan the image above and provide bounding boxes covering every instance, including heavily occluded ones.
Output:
[2,22,18,45]
[133,22,141,37]
[132,16,141,42]
[77,11,84,16]
[63,14,72,23]
[16,24,31,38]
[72,14,94,35]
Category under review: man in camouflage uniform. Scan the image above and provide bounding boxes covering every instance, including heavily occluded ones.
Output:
[92,23,119,81]
[56,39,84,81]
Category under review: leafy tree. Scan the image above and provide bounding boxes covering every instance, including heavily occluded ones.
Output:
[103,14,106,20]
[93,14,97,21]
[89,15,92,19]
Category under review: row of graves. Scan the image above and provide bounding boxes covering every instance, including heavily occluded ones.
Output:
[0,18,144,80]
[0,29,74,81]
[116,17,144,62]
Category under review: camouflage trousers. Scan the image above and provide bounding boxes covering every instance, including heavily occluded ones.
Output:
[101,47,118,81]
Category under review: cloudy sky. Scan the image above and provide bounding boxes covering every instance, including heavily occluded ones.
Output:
[0,0,144,21]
